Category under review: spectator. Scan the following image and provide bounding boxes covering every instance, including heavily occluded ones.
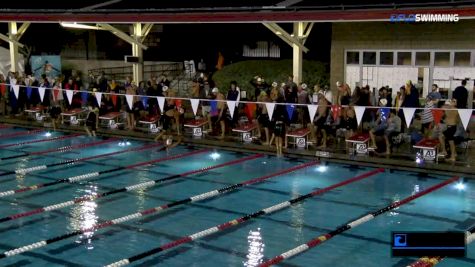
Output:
[384,109,402,155]
[297,83,309,124]
[98,71,108,93]
[428,84,442,102]
[269,82,280,102]
[137,81,146,96]
[336,81,351,106]
[421,93,438,137]
[158,75,170,89]
[402,80,419,108]
[209,88,226,139]
[453,79,468,109]
[340,106,358,151]
[250,76,269,100]
[256,91,270,145]
[226,81,240,127]
[369,99,390,151]
[378,87,392,107]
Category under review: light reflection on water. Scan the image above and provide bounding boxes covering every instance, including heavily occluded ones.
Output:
[244,228,265,267]
[69,184,98,250]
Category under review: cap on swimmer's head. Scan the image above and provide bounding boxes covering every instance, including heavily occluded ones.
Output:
[272,82,278,87]
[257,77,262,83]
[336,81,342,87]
[379,98,388,106]
[162,86,168,92]
[301,83,307,90]
[212,87,219,94]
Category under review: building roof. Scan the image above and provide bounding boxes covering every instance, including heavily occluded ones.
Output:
[1,0,474,22]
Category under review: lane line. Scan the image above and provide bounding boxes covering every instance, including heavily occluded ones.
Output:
[104,168,384,267]
[0,133,82,149]
[0,160,316,259]
[0,145,204,198]
[0,129,42,139]
[259,176,460,266]
[0,154,263,223]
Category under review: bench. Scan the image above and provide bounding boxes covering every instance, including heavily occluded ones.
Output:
[346,133,370,155]
[413,138,439,162]
[232,123,258,143]
[61,108,87,126]
[184,118,208,138]
[25,106,46,121]
[286,128,311,149]
[136,115,160,133]
[99,112,125,129]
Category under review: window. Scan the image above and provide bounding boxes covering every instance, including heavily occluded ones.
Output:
[397,52,412,65]
[415,52,430,66]
[454,52,471,66]
[363,51,376,65]
[346,52,359,64]
[380,52,393,65]
[434,52,450,66]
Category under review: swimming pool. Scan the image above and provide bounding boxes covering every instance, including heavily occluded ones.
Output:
[0,127,473,267]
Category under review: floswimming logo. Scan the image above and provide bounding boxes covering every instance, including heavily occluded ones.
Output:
[390,14,459,23]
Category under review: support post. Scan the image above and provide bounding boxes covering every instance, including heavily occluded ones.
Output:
[8,22,19,73]
[132,23,144,83]
[292,22,305,84]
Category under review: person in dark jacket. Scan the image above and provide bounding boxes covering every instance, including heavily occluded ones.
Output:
[452,79,468,109]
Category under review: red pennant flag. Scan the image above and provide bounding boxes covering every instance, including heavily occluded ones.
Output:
[111,94,118,107]
[53,87,60,100]
[175,99,182,108]
[0,84,6,97]
[331,105,341,121]
[431,109,443,125]
[245,103,256,121]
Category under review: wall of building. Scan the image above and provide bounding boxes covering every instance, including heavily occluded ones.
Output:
[330,20,475,92]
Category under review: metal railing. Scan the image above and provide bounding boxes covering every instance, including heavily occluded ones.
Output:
[88,62,184,82]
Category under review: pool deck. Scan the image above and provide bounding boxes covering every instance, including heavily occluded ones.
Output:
[1,117,474,179]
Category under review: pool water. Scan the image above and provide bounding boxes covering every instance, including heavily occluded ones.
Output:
[0,127,473,267]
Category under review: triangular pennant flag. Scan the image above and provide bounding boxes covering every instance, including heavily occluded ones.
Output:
[66,89,74,105]
[402,107,417,128]
[53,87,60,101]
[81,92,88,104]
[227,100,236,119]
[125,94,134,110]
[157,96,165,113]
[431,109,443,125]
[141,96,148,108]
[39,87,45,102]
[265,102,276,121]
[190,98,200,116]
[26,87,32,99]
[307,105,318,122]
[111,94,118,107]
[331,105,341,121]
[12,85,19,100]
[458,109,473,131]
[95,92,102,106]
[245,103,256,121]
[286,104,295,120]
[0,84,6,97]
[175,99,182,109]
[354,106,366,126]
[210,100,218,116]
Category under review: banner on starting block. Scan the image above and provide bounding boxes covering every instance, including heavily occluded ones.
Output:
[296,137,306,148]
[243,132,252,142]
[356,143,368,154]
[422,149,436,161]
[193,127,203,137]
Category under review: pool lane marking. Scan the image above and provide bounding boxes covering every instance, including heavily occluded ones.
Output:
[0,144,203,198]
[0,137,118,161]
[103,167,383,267]
[0,129,43,139]
[0,160,316,259]
[406,225,475,267]
[0,141,159,178]
[0,125,12,130]
[0,133,82,149]
[0,154,263,223]
[258,175,460,267]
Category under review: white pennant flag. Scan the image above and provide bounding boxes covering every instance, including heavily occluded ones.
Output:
[227,100,236,119]
[458,109,473,131]
[354,106,366,126]
[265,102,276,121]
[307,105,318,122]
[125,94,134,110]
[39,87,45,102]
[190,98,200,116]
[12,85,19,100]
[403,108,417,128]
[95,92,102,106]
[157,97,165,113]
[66,89,74,105]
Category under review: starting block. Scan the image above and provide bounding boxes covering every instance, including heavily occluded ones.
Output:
[99,112,125,129]
[184,119,208,138]
[346,133,370,155]
[61,108,87,126]
[137,115,160,133]
[286,128,311,149]
[25,106,46,121]
[413,138,439,162]
[232,123,257,143]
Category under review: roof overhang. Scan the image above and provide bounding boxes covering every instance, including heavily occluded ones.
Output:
[1,7,475,23]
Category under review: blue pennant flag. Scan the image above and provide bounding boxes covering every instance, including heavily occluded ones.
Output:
[141,96,148,108]
[81,92,89,104]
[210,100,218,116]
[286,104,295,119]
[26,87,32,99]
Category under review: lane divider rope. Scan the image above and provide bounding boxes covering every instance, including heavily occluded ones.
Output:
[0,133,82,149]
[0,125,12,130]
[406,225,475,267]
[0,160,316,259]
[0,137,118,161]
[0,129,42,139]
[258,175,460,267]
[0,143,195,198]
[104,168,384,267]
[0,154,263,223]
[2,140,155,177]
